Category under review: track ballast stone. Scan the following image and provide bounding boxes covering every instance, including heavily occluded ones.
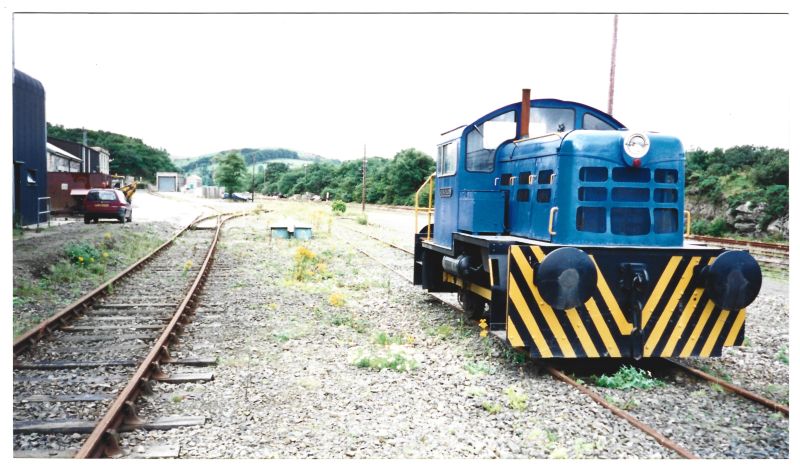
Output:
[120,211,677,458]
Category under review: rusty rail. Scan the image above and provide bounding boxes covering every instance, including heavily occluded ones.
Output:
[666,359,789,416]
[545,366,698,459]
[686,235,788,252]
[13,214,211,356]
[75,212,246,458]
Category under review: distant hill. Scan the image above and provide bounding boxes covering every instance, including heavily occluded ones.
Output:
[47,123,177,179]
[173,148,337,185]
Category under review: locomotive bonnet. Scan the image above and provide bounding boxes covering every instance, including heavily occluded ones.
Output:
[413,89,762,359]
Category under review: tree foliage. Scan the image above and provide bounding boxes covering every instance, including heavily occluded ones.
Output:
[256,148,435,206]
[47,123,177,179]
[214,152,247,192]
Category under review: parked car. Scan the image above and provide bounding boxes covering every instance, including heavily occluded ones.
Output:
[84,189,132,224]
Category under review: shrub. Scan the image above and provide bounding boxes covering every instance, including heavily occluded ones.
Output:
[291,246,329,281]
[331,199,346,214]
[65,242,100,266]
[692,217,728,237]
[356,213,368,225]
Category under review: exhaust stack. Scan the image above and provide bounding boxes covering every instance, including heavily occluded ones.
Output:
[517,88,531,139]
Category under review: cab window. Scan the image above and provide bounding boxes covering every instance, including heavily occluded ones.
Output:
[465,110,515,172]
[437,141,458,176]
[582,113,616,130]
[530,107,575,135]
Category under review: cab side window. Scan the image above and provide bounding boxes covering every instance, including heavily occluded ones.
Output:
[437,141,458,176]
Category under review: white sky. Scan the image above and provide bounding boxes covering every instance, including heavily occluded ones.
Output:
[9,4,791,160]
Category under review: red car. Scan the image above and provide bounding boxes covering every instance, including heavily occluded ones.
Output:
[84,189,132,224]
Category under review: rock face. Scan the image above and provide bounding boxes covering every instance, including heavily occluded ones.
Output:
[686,198,788,239]
[767,215,789,238]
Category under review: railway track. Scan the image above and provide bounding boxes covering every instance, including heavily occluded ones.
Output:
[337,219,788,459]
[685,235,788,270]
[13,212,249,458]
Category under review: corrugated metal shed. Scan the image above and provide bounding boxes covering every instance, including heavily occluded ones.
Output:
[13,69,48,226]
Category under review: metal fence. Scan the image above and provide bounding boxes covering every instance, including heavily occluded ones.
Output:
[36,196,51,230]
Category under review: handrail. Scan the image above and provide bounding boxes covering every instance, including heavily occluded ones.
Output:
[684,210,691,236]
[548,206,558,236]
[414,172,436,240]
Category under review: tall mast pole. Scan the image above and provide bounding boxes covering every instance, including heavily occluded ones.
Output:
[361,144,366,213]
[608,14,619,115]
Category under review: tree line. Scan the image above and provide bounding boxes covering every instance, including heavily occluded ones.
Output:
[47,123,177,179]
[215,148,436,206]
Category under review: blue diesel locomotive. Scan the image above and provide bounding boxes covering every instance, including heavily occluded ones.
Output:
[413,89,762,359]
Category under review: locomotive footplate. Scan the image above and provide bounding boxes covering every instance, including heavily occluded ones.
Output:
[505,244,758,359]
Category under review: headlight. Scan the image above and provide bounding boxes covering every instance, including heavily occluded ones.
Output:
[623,132,650,159]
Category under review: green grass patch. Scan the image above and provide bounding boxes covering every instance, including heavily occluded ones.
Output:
[504,386,528,411]
[352,345,418,372]
[592,365,663,390]
[464,360,495,376]
[330,313,369,333]
[373,331,405,346]
[482,401,502,414]
[13,230,167,339]
[776,346,789,365]
[503,348,527,365]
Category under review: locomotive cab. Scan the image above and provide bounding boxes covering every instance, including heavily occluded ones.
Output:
[414,89,762,359]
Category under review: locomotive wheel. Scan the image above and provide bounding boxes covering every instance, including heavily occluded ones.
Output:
[458,289,487,320]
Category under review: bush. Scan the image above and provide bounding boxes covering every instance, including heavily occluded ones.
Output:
[331,199,346,214]
[760,185,789,228]
[65,242,101,266]
[692,217,728,237]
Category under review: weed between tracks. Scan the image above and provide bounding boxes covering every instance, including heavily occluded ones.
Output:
[12,230,165,337]
[591,365,664,390]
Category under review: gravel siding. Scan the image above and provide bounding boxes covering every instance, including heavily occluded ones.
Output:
[119,212,674,458]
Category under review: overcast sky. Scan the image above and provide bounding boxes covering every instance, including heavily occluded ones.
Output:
[12,9,790,161]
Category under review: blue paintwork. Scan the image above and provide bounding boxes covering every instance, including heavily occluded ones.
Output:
[458,190,507,233]
[12,69,48,226]
[432,98,685,249]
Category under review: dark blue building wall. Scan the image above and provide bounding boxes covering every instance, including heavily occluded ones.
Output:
[13,69,47,226]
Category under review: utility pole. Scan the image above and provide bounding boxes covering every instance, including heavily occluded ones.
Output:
[607,14,619,115]
[361,144,366,213]
[251,154,255,202]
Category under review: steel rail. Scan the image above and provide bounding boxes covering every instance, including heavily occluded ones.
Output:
[12,213,213,356]
[337,231,698,458]
[685,235,788,252]
[338,222,414,255]
[665,359,789,416]
[75,212,247,458]
[545,366,698,459]
[338,224,788,460]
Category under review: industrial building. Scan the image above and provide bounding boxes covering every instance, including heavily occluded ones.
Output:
[12,69,48,227]
[47,142,82,173]
[47,137,110,174]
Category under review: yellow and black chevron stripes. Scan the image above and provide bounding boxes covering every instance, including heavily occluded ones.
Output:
[506,245,629,358]
[639,255,746,358]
